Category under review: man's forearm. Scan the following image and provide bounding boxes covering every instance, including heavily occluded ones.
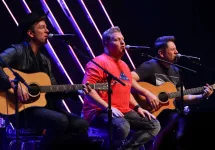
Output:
[129,93,139,107]
[183,94,203,104]
[132,79,152,96]
[86,90,108,110]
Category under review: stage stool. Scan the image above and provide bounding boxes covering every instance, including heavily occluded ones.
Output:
[8,136,42,150]
[88,127,107,149]
[6,126,44,150]
[88,126,149,150]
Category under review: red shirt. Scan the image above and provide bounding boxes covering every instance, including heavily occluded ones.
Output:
[82,53,132,122]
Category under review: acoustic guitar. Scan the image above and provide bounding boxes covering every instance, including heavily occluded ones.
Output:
[0,68,108,115]
[132,82,215,117]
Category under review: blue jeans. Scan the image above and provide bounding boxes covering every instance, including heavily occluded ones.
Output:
[91,110,161,150]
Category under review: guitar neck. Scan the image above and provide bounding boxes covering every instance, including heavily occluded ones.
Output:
[39,83,107,93]
[168,86,205,98]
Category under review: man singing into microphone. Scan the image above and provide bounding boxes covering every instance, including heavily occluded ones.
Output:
[82,26,160,150]
[0,12,90,150]
[131,35,214,150]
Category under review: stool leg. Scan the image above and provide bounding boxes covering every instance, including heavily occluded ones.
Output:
[21,141,37,150]
[34,140,41,150]
[21,141,26,150]
[8,140,24,150]
[8,140,16,150]
[30,141,36,150]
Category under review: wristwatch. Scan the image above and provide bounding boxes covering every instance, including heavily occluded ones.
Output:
[134,104,140,112]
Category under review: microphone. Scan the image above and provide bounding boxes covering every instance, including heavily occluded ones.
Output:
[48,33,75,39]
[125,45,151,50]
[176,53,200,61]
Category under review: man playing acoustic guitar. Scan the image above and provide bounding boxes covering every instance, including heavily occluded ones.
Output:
[0,12,90,150]
[131,36,214,150]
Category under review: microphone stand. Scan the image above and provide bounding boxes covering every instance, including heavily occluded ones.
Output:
[191,60,215,73]
[0,57,30,150]
[142,53,196,115]
[64,40,126,150]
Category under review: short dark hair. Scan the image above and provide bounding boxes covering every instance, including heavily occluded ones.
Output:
[154,36,175,51]
[102,26,121,46]
[18,12,47,39]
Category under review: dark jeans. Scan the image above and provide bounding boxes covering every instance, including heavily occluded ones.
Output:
[91,110,161,150]
[151,109,184,150]
[9,107,89,150]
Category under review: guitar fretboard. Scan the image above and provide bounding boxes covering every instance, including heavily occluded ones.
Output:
[168,86,205,98]
[39,83,107,93]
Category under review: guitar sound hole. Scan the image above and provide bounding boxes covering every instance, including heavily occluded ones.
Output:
[28,83,40,96]
[158,92,168,102]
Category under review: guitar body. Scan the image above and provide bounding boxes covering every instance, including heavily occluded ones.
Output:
[133,82,177,117]
[0,68,51,115]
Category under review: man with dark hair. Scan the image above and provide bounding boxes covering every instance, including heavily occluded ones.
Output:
[82,26,161,150]
[0,12,89,150]
[131,35,214,149]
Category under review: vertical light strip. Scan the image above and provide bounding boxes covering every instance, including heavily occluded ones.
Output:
[57,0,95,58]
[40,0,85,73]
[98,0,136,69]
[2,0,18,26]
[22,0,84,106]
[98,0,114,27]
[22,0,31,13]
[79,0,102,39]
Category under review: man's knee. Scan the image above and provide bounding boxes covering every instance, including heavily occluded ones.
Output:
[113,119,130,140]
[151,119,161,136]
[71,117,89,134]
[55,115,69,131]
[77,118,89,133]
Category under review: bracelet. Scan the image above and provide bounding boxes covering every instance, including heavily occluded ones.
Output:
[134,104,140,112]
